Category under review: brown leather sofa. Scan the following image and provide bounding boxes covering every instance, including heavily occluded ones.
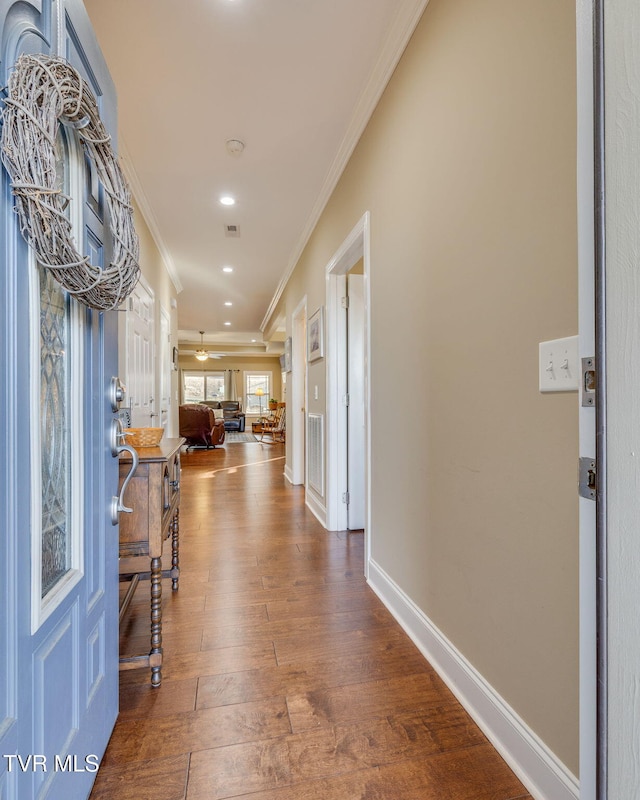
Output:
[179,404,226,449]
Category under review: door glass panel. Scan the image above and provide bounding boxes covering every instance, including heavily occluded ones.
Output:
[40,129,74,599]
[40,266,71,597]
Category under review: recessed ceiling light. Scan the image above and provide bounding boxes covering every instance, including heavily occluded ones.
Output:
[224,321,232,326]
[251,339,257,343]
[224,301,233,306]
[220,195,235,206]
[222,266,234,273]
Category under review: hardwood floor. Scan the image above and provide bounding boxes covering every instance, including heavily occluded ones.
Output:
[90,442,532,800]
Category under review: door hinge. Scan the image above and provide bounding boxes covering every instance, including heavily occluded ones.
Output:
[341,296,350,309]
[581,357,596,407]
[342,491,350,505]
[343,393,350,407]
[579,457,596,500]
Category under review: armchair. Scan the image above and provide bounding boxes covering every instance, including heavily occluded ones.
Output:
[220,400,246,432]
[179,404,226,449]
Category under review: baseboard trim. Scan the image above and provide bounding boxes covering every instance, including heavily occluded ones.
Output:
[284,464,294,484]
[367,559,579,800]
[305,490,327,528]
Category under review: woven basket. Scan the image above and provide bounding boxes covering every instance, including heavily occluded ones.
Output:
[122,427,164,448]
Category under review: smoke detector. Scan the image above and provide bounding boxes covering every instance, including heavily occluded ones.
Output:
[225,138,245,156]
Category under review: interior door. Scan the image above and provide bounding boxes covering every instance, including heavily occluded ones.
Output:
[291,301,307,485]
[0,2,120,797]
[347,274,365,530]
[127,279,156,427]
[159,307,171,430]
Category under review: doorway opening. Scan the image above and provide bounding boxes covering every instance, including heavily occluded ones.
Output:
[326,213,371,572]
[289,295,307,486]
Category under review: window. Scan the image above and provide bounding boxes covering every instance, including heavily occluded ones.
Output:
[182,371,224,404]
[245,372,271,414]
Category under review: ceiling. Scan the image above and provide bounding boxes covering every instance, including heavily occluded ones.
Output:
[83,0,425,355]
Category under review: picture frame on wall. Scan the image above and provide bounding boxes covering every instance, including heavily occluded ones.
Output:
[307,307,324,362]
[284,336,292,372]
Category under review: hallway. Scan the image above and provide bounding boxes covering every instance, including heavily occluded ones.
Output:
[90,442,531,800]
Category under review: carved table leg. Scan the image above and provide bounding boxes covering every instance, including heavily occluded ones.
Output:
[171,507,180,591]
[150,556,163,687]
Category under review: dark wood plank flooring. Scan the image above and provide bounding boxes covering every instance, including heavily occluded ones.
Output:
[90,442,532,800]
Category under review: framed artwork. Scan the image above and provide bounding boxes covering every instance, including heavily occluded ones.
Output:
[284,337,292,372]
[307,307,324,362]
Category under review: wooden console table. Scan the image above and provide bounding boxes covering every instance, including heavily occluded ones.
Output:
[117,437,185,687]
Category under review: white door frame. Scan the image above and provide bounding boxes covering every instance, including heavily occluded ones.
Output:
[577,0,599,796]
[290,295,307,485]
[325,213,371,567]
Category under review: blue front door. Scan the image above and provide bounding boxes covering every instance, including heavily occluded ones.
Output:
[0,2,121,797]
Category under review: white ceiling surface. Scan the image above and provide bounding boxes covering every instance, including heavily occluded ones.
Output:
[84,0,425,350]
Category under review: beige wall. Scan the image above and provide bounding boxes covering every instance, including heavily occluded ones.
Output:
[269,0,579,774]
[119,197,180,435]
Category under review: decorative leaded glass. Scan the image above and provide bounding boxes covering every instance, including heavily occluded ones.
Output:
[41,132,72,597]
[40,266,71,597]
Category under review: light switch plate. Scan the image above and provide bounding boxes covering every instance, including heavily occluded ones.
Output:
[539,335,579,392]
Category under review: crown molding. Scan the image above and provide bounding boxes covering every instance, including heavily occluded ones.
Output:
[261,0,430,331]
[118,139,183,294]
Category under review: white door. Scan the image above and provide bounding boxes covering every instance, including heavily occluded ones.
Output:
[127,279,155,427]
[597,0,640,797]
[159,307,171,430]
[291,299,307,485]
[0,2,122,797]
[347,274,366,530]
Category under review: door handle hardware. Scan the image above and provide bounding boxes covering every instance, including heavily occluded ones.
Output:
[111,444,139,525]
[109,376,126,412]
[110,417,140,524]
[110,418,128,456]
[581,357,596,407]
[579,457,596,500]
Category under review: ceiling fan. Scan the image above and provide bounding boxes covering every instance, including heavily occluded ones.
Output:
[181,332,225,362]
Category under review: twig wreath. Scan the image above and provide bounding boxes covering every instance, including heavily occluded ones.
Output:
[0,53,140,310]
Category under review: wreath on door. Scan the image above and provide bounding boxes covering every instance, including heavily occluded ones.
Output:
[0,53,140,310]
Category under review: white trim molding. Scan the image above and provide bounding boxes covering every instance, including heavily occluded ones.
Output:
[284,464,294,485]
[368,560,579,800]
[305,490,327,529]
